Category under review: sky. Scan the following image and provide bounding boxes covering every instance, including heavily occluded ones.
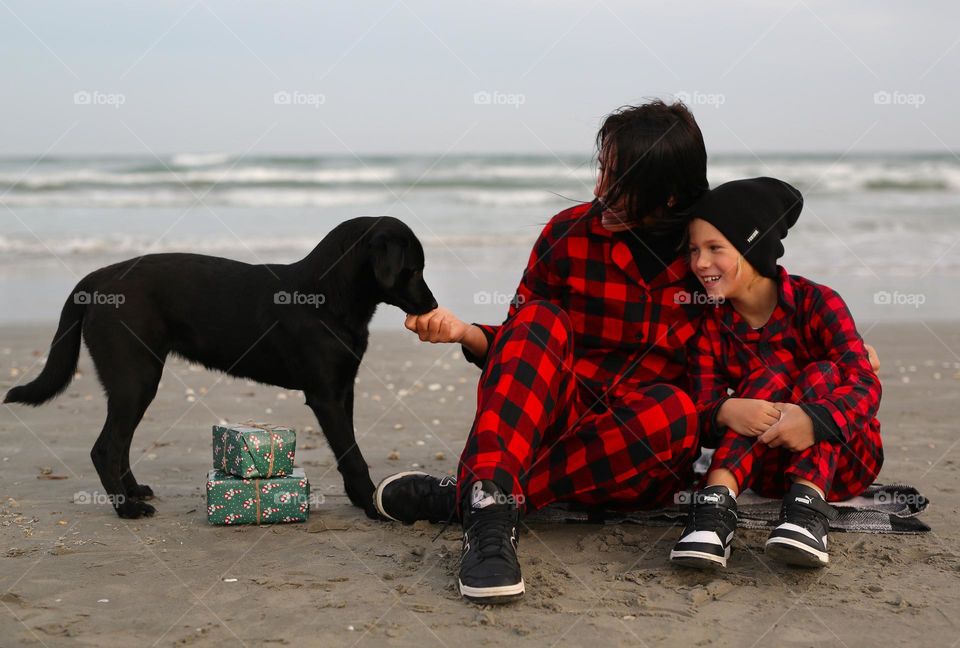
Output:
[1,0,957,155]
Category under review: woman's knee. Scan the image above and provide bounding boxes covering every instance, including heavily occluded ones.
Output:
[629,383,700,455]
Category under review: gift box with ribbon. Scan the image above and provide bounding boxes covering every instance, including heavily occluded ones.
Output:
[212,423,296,479]
[205,467,310,525]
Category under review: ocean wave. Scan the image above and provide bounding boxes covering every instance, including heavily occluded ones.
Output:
[707,160,960,193]
[0,234,315,258]
[432,163,596,182]
[2,155,960,210]
[0,189,389,208]
[0,231,539,260]
[0,166,400,190]
[169,152,235,168]
[453,190,565,207]
[217,189,390,207]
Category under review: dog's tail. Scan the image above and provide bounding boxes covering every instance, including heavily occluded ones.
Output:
[5,292,85,406]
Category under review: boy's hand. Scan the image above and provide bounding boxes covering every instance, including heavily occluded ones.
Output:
[758,403,815,452]
[717,398,782,437]
[404,307,470,344]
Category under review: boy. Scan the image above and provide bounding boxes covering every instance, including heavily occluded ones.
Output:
[671,177,883,568]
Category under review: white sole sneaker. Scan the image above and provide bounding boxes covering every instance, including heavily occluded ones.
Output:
[458,578,525,603]
[765,537,828,567]
[670,545,731,569]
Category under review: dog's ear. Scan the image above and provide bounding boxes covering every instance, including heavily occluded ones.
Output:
[370,233,405,289]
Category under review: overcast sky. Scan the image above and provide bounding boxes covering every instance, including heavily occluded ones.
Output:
[1,1,957,155]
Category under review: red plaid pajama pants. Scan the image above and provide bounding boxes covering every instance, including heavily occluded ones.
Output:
[708,361,883,500]
[458,301,700,513]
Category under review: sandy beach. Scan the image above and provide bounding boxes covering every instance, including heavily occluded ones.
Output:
[1,321,958,647]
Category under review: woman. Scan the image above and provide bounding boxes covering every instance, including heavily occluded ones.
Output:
[377,100,709,603]
[374,101,878,604]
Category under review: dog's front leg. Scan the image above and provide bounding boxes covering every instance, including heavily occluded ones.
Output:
[305,395,379,519]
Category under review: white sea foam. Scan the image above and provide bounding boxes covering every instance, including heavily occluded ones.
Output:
[170,152,234,167]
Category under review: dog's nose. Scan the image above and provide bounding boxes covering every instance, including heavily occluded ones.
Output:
[429,299,439,310]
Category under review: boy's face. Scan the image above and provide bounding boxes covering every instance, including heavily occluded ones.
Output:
[687,218,753,299]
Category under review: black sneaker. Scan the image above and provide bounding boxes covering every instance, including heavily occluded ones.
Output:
[374,471,459,524]
[670,485,739,569]
[458,480,524,603]
[765,483,837,567]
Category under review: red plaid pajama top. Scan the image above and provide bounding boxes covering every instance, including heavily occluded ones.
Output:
[458,201,709,510]
[464,201,706,399]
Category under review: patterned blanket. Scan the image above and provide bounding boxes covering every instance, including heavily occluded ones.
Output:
[534,483,930,534]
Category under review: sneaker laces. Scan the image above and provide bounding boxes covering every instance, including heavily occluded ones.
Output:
[689,504,724,531]
[781,499,827,533]
[432,504,458,543]
[688,497,735,532]
[464,506,517,561]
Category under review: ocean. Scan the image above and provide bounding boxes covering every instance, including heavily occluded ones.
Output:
[2,152,958,328]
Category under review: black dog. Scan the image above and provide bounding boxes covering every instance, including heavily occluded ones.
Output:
[4,216,437,519]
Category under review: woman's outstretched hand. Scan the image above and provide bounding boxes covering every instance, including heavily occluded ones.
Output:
[404,307,470,344]
[864,343,880,373]
[404,306,491,359]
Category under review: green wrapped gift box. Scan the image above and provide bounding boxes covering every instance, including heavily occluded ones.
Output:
[212,423,296,479]
[205,468,310,525]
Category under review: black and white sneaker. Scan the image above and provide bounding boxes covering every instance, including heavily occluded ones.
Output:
[670,485,739,569]
[765,483,837,567]
[374,471,459,524]
[458,480,524,603]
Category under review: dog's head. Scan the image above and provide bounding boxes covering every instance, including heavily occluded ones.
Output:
[368,218,438,315]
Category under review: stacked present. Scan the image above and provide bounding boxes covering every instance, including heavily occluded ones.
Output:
[205,423,310,525]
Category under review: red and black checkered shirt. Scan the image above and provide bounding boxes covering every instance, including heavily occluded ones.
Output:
[464,201,706,403]
[689,266,881,446]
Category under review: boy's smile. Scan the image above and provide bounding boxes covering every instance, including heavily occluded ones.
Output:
[688,218,743,299]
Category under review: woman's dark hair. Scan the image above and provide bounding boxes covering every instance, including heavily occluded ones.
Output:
[595,100,708,232]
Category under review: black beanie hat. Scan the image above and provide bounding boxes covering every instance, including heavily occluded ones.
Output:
[682,177,802,278]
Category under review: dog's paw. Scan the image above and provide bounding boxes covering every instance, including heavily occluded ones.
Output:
[116,499,156,519]
[131,484,154,500]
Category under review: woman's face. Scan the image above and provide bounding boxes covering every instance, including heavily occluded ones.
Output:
[595,143,675,218]
[687,218,754,300]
